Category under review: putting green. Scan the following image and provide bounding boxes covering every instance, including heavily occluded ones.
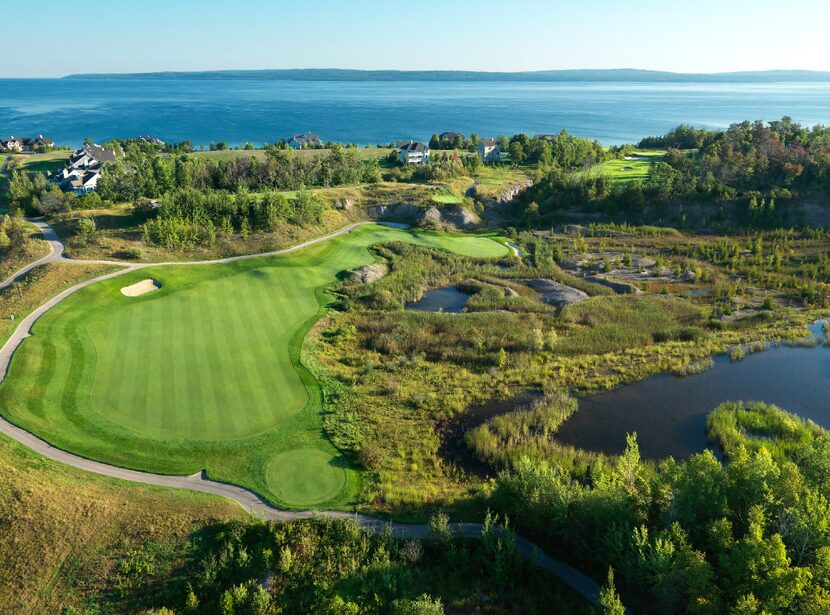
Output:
[0,224,509,508]
[266,448,346,506]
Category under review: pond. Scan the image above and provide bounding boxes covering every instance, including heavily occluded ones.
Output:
[405,286,471,313]
[555,322,830,460]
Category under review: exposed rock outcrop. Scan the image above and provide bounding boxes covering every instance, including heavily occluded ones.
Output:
[366,203,479,230]
[519,279,589,308]
[495,179,533,204]
[584,275,641,295]
[333,198,354,211]
[350,263,389,284]
[435,204,479,229]
[366,203,422,221]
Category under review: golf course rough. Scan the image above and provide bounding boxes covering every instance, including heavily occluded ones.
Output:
[0,224,509,509]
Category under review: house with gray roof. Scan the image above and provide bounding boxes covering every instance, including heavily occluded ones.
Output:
[49,143,117,195]
[477,138,501,163]
[287,133,323,149]
[398,141,430,165]
[0,135,54,152]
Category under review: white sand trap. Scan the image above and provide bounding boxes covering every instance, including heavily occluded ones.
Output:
[121,279,161,297]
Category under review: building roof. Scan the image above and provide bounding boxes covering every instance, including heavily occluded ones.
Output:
[480,138,498,147]
[83,144,117,163]
[289,133,322,143]
[2,135,54,147]
[401,141,428,152]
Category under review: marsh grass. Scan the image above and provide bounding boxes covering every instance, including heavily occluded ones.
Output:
[555,295,706,356]
[706,401,826,461]
[313,226,830,513]
[673,356,715,376]
[465,390,604,478]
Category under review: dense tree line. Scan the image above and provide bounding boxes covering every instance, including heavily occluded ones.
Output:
[426,131,606,171]
[96,143,381,204]
[428,132,479,151]
[501,131,606,168]
[513,119,830,226]
[92,514,586,614]
[494,401,830,614]
[141,188,327,250]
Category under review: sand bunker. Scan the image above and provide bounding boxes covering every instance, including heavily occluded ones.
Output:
[120,279,161,297]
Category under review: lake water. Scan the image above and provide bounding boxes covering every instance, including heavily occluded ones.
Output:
[2,79,830,147]
[405,287,471,313]
[556,323,830,460]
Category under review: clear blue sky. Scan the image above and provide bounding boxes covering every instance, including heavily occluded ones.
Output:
[3,0,829,77]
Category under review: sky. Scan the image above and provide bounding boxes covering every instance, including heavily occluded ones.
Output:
[3,0,830,77]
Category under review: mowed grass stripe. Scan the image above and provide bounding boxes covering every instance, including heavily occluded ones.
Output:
[0,225,509,507]
[180,290,207,439]
[195,284,224,439]
[227,276,262,435]
[168,289,186,434]
[256,267,307,412]
[241,272,285,428]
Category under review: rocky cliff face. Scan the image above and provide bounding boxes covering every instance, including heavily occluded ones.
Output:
[493,179,533,204]
[474,178,534,223]
[365,203,480,229]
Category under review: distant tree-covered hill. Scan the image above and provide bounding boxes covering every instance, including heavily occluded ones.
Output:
[63,68,830,82]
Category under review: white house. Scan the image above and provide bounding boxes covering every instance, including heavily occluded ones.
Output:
[67,171,101,195]
[0,135,54,152]
[478,138,500,163]
[399,141,430,165]
[50,143,117,195]
[287,133,323,149]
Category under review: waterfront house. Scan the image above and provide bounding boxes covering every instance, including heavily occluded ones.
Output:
[49,143,117,195]
[0,135,54,152]
[477,138,500,162]
[287,133,323,149]
[399,141,430,165]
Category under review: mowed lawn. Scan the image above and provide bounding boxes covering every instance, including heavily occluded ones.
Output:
[11,151,71,175]
[596,149,666,183]
[0,224,508,509]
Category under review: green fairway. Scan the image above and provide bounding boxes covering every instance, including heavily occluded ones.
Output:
[597,149,665,183]
[0,224,508,508]
[431,189,464,204]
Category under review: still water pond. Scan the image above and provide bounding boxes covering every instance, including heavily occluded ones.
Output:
[556,322,830,460]
[405,287,471,313]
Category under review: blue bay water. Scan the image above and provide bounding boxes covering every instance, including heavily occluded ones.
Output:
[1,78,829,147]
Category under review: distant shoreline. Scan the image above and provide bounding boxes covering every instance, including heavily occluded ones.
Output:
[60,68,830,83]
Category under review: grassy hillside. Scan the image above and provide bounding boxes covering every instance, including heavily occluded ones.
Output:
[0,433,244,613]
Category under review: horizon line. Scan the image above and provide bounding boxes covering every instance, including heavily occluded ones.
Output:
[3,67,830,80]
